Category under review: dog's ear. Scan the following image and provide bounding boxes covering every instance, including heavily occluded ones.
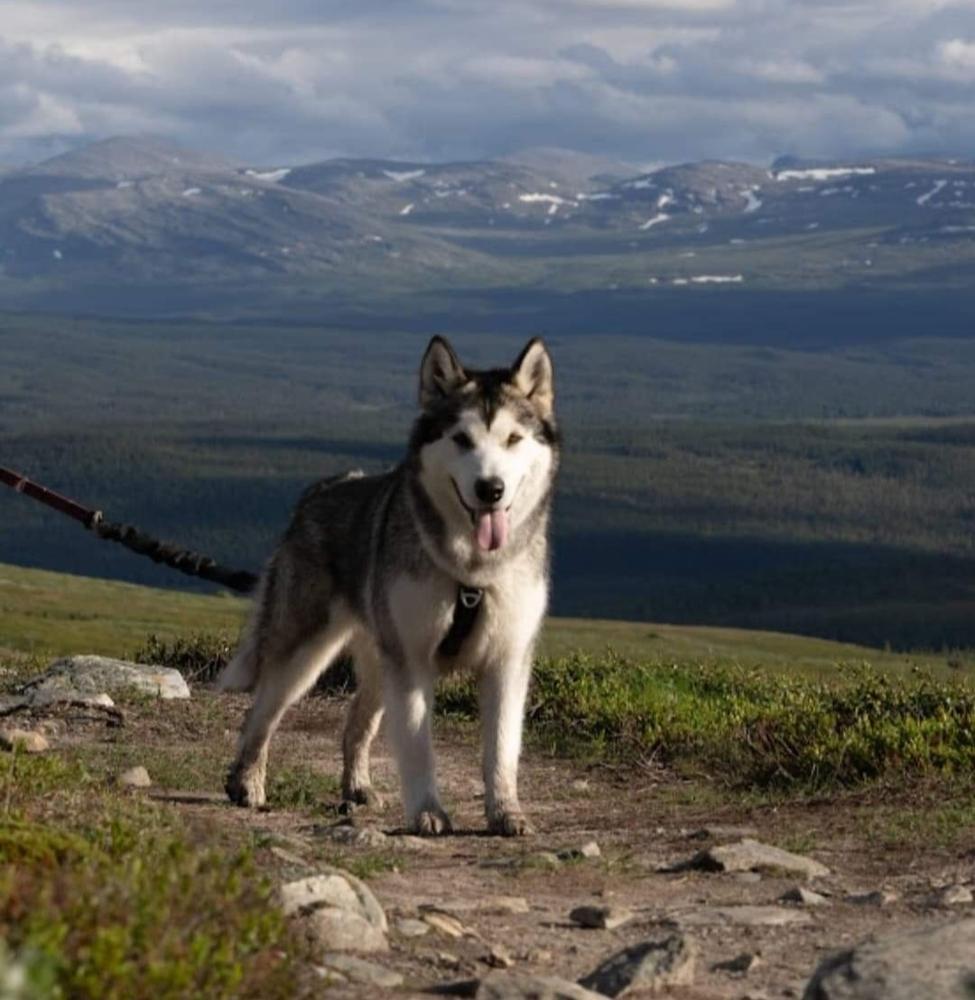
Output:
[511,338,554,418]
[419,336,467,408]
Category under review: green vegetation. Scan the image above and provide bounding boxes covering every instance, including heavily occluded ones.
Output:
[0,752,302,1000]
[442,652,975,790]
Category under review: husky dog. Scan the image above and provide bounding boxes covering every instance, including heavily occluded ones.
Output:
[219,336,558,836]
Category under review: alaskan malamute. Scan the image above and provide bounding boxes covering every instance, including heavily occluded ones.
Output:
[219,336,559,836]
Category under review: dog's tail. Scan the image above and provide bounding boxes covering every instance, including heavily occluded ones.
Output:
[217,573,267,693]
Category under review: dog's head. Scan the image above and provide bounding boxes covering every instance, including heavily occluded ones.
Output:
[411,336,558,557]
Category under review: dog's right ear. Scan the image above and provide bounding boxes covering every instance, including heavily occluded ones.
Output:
[419,336,467,408]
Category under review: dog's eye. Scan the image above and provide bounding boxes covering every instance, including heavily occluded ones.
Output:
[506,433,523,448]
[452,431,474,450]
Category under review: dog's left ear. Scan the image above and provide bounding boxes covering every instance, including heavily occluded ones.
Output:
[511,338,554,418]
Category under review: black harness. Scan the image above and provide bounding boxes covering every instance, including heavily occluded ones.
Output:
[437,585,484,657]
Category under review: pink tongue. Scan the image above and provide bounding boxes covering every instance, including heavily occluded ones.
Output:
[476,509,509,551]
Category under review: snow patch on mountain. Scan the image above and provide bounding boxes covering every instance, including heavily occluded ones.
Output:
[917,180,947,206]
[246,168,292,183]
[383,169,426,183]
[774,166,876,182]
[639,213,670,230]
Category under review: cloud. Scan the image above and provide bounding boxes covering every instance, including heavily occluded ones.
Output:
[1,0,975,166]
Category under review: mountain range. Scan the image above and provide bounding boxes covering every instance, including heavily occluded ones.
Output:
[1,135,974,320]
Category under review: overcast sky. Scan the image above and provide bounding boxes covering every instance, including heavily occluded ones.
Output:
[1,0,975,168]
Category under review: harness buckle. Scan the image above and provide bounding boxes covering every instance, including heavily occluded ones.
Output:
[459,587,483,610]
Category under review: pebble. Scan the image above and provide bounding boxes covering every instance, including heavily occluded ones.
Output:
[780,885,829,906]
[931,884,974,907]
[569,904,635,930]
[396,917,432,938]
[559,840,602,861]
[117,765,151,788]
[0,728,49,753]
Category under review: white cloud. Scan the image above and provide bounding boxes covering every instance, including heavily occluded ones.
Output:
[1,0,975,166]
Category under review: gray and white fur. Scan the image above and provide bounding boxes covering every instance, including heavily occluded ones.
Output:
[219,336,559,836]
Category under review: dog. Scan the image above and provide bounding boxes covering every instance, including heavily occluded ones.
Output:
[218,336,559,836]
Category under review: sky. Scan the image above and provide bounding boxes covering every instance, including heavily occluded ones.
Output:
[1,0,975,168]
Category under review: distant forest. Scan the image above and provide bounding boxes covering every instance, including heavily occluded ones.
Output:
[2,311,974,651]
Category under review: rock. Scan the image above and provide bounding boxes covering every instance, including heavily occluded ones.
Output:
[559,841,601,861]
[0,728,48,753]
[932,885,974,907]
[803,917,975,999]
[421,908,474,939]
[485,944,514,969]
[687,824,759,840]
[673,905,810,927]
[116,765,151,788]
[477,971,604,999]
[23,655,190,701]
[279,866,388,953]
[438,896,530,916]
[302,908,387,953]
[579,934,696,997]
[781,886,829,906]
[569,905,635,930]
[320,953,403,988]
[396,917,432,938]
[713,952,763,974]
[844,890,898,907]
[315,824,388,848]
[680,839,829,879]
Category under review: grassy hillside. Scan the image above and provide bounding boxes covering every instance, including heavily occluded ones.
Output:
[1,562,970,681]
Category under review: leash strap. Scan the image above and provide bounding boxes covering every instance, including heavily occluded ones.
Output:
[437,585,484,657]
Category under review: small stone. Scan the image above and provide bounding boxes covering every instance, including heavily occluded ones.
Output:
[781,886,829,907]
[320,953,403,988]
[437,951,463,971]
[485,944,514,969]
[931,884,974,907]
[569,905,635,931]
[571,779,590,792]
[117,765,151,788]
[396,917,432,938]
[845,890,898,907]
[676,839,829,880]
[315,824,387,848]
[477,971,604,1000]
[687,825,759,841]
[303,909,387,953]
[713,952,763,975]
[559,841,601,861]
[0,728,48,753]
[422,909,472,939]
[438,896,531,916]
[528,851,562,869]
[579,934,696,997]
[673,905,809,927]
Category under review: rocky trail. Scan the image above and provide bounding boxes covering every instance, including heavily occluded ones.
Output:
[3,656,975,998]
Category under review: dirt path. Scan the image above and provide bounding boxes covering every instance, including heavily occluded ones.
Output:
[73,689,975,998]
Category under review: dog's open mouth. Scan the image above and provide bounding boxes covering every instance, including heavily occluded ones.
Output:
[451,480,510,552]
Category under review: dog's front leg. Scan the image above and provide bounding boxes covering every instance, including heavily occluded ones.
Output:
[383,662,452,835]
[479,655,533,836]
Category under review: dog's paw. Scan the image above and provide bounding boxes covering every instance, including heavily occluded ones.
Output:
[225,767,266,809]
[412,806,453,836]
[488,809,533,837]
[339,787,386,814]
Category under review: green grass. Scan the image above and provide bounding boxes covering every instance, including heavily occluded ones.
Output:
[3,561,969,682]
[441,652,975,790]
[0,752,304,999]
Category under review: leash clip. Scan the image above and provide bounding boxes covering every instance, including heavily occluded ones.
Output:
[459,586,483,610]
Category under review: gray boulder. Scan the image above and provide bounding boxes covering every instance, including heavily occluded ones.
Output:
[23,655,190,701]
[803,918,975,1000]
[579,933,696,996]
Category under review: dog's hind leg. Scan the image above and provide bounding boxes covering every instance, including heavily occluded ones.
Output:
[341,638,385,810]
[226,622,351,808]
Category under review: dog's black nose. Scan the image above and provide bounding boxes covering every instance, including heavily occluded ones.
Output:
[475,476,505,505]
